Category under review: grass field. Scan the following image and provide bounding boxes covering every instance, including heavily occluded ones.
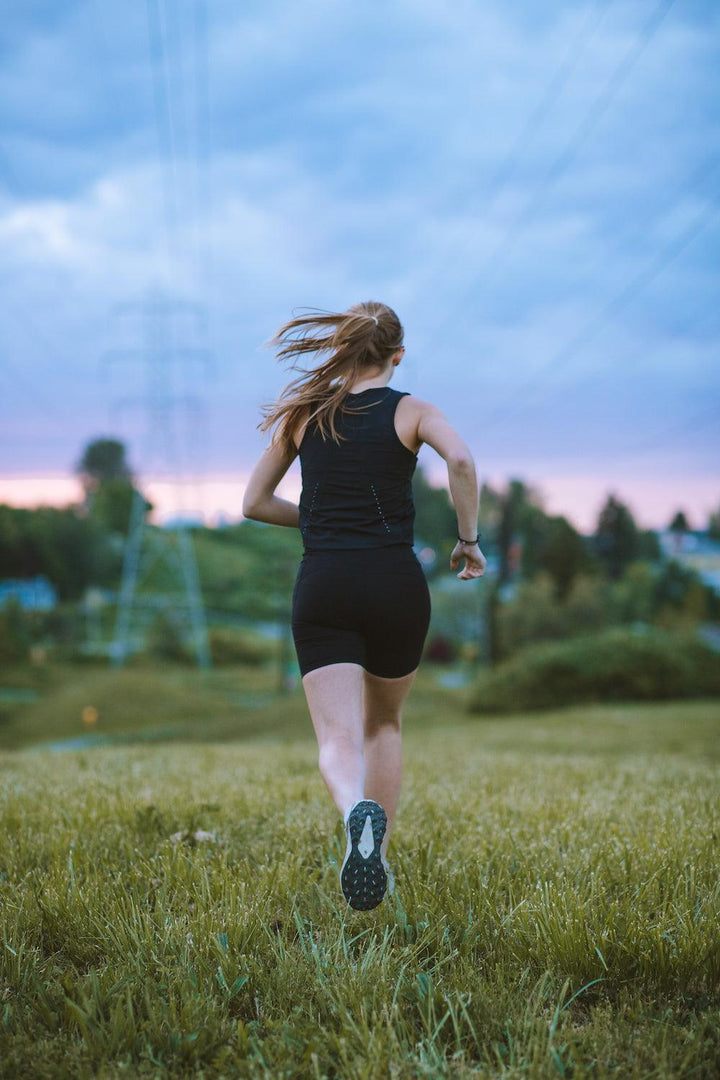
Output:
[1,678,719,1078]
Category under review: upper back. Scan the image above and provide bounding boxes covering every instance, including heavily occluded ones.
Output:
[293,388,421,459]
[297,387,419,474]
[295,387,420,550]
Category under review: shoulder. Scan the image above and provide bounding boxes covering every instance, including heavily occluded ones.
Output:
[290,403,314,453]
[392,393,441,455]
[395,394,445,420]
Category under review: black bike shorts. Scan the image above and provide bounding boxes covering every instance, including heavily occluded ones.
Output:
[291,545,432,679]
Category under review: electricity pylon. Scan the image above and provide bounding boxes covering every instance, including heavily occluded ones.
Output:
[106,285,211,669]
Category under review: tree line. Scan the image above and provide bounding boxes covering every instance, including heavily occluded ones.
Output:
[0,438,717,605]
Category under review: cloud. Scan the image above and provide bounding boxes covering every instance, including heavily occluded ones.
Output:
[0,0,717,528]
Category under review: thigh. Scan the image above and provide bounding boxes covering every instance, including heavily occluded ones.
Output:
[363,668,418,735]
[302,662,366,746]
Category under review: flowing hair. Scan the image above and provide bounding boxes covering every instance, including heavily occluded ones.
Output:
[258,300,404,457]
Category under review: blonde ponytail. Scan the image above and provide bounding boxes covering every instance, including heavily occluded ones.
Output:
[258,301,404,456]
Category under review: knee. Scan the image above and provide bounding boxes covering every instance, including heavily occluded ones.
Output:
[364,712,401,739]
[318,731,363,764]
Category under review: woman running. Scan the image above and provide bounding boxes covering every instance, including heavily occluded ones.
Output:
[243,300,485,910]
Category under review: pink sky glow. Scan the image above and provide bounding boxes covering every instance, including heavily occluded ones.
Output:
[0,469,717,535]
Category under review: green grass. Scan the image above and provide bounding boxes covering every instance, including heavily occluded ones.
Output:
[0,662,461,751]
[1,690,719,1077]
[0,661,304,751]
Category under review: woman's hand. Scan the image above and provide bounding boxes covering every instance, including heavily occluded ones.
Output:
[449,542,486,580]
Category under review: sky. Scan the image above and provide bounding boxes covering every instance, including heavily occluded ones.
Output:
[0,0,718,534]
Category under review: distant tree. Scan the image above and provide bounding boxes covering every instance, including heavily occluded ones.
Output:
[593,494,642,581]
[667,509,692,556]
[478,481,503,537]
[75,438,150,534]
[411,465,456,557]
[0,505,111,600]
[496,479,546,585]
[636,528,661,561]
[669,510,691,534]
[535,514,593,601]
[707,504,720,540]
[90,478,141,535]
[497,480,523,585]
[76,438,132,494]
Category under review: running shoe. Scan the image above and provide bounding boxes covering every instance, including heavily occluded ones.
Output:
[341,799,388,910]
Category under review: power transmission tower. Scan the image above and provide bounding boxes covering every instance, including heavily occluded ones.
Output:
[105,284,212,669]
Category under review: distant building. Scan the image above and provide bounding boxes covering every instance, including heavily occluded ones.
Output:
[0,574,58,611]
[657,530,720,594]
[161,514,205,529]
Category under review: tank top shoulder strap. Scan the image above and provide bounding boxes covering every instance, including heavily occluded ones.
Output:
[367,387,407,433]
[369,389,414,461]
[381,387,410,407]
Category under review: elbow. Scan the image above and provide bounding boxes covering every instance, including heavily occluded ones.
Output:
[242,496,259,520]
[447,454,475,471]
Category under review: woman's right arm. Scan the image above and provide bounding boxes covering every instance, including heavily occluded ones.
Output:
[416,401,486,580]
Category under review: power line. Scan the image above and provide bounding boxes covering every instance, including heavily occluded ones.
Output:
[418,0,678,356]
[409,0,614,308]
[145,0,213,290]
[162,0,215,513]
[478,188,719,432]
[486,1,615,199]
[146,0,180,261]
[160,0,203,273]
[99,7,214,668]
[607,402,720,461]
[140,0,214,458]
[452,155,718,427]
[560,400,720,473]
[193,0,214,297]
[507,280,720,427]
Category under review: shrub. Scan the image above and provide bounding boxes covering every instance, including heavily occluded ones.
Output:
[0,598,31,664]
[207,626,275,666]
[469,625,720,714]
[145,613,194,663]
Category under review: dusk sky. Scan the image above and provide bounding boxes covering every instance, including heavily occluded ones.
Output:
[0,0,718,533]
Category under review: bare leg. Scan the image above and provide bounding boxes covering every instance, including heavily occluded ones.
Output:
[301,662,366,819]
[362,668,418,860]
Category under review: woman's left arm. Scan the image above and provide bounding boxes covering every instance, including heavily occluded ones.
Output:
[242,439,300,528]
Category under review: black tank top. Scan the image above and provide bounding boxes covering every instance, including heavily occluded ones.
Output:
[298,386,418,551]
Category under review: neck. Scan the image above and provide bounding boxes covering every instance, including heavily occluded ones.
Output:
[345,366,396,394]
[346,380,391,393]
